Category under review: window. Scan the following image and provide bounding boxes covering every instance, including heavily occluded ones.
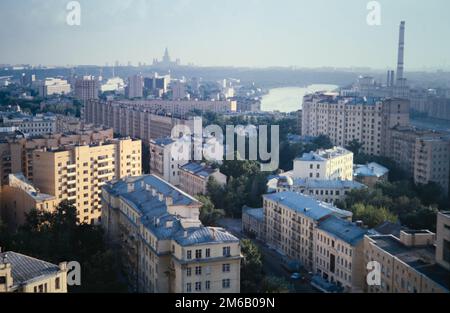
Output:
[206,248,211,258]
[195,282,202,291]
[195,249,202,259]
[187,250,192,259]
[0,276,6,284]
[186,283,192,292]
[222,279,231,289]
[186,267,192,277]
[222,264,230,272]
[195,266,202,275]
[205,280,211,290]
[55,277,60,290]
[223,246,231,257]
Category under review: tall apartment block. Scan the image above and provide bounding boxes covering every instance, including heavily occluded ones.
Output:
[387,126,450,195]
[102,175,241,293]
[293,146,354,181]
[0,128,113,185]
[31,138,141,225]
[301,93,409,156]
[126,75,144,99]
[75,76,99,102]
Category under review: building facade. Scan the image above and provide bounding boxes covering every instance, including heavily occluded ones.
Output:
[101,175,241,293]
[179,162,227,196]
[293,147,354,181]
[31,138,142,225]
[75,76,99,102]
[301,93,410,156]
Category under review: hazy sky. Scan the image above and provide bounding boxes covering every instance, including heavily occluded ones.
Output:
[1,0,450,69]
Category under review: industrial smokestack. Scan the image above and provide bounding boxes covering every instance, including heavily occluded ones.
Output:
[396,21,406,82]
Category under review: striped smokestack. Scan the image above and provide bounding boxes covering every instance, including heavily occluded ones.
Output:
[396,21,406,82]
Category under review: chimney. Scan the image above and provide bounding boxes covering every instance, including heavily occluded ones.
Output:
[396,21,406,83]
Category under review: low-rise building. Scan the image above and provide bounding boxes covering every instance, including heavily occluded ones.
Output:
[436,211,450,271]
[354,162,389,187]
[179,162,227,196]
[293,147,354,181]
[0,251,67,293]
[101,175,241,293]
[364,230,450,293]
[0,173,57,230]
[1,113,56,137]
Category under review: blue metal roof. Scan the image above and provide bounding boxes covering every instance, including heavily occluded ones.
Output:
[354,162,389,178]
[292,178,366,189]
[318,215,367,246]
[174,227,238,246]
[243,208,264,221]
[263,191,352,220]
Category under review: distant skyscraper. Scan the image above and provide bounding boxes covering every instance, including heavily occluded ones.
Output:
[126,75,144,99]
[75,76,99,102]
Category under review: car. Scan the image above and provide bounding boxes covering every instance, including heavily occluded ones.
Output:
[290,273,302,280]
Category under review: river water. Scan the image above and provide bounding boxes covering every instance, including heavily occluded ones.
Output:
[260,84,338,113]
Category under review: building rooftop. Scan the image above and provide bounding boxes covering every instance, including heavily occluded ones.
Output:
[151,137,175,146]
[296,146,352,162]
[291,178,366,190]
[368,235,450,291]
[104,175,238,246]
[180,162,217,179]
[264,191,352,221]
[354,162,389,178]
[243,207,264,222]
[318,215,367,246]
[0,251,61,287]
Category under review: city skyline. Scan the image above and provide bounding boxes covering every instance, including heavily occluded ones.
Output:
[1,0,450,70]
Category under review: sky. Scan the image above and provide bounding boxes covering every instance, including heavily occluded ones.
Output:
[1,0,450,69]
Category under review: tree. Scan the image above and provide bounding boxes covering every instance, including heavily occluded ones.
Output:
[261,276,291,293]
[350,203,398,228]
[240,239,264,293]
[197,195,225,226]
[2,201,127,293]
[346,139,364,155]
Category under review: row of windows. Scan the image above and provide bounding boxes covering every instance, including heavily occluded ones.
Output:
[186,279,231,292]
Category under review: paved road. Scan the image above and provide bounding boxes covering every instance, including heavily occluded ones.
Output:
[218,218,318,293]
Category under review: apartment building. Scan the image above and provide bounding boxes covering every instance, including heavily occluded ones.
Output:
[263,191,353,269]
[1,173,57,230]
[364,229,449,293]
[38,78,71,97]
[84,99,196,142]
[301,93,409,156]
[101,175,241,293]
[272,176,366,204]
[0,251,67,293]
[75,76,99,102]
[293,147,354,181]
[126,75,144,99]
[31,138,142,225]
[387,126,450,195]
[179,162,227,196]
[149,137,189,186]
[314,216,367,292]
[1,113,56,137]
[0,128,113,185]
[436,211,450,271]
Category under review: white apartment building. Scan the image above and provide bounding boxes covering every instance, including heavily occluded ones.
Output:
[293,147,354,181]
[1,113,56,137]
[38,78,71,97]
[75,76,99,101]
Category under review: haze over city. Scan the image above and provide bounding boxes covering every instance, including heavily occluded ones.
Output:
[1,0,450,69]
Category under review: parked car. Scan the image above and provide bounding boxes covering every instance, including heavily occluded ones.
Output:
[290,273,302,280]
